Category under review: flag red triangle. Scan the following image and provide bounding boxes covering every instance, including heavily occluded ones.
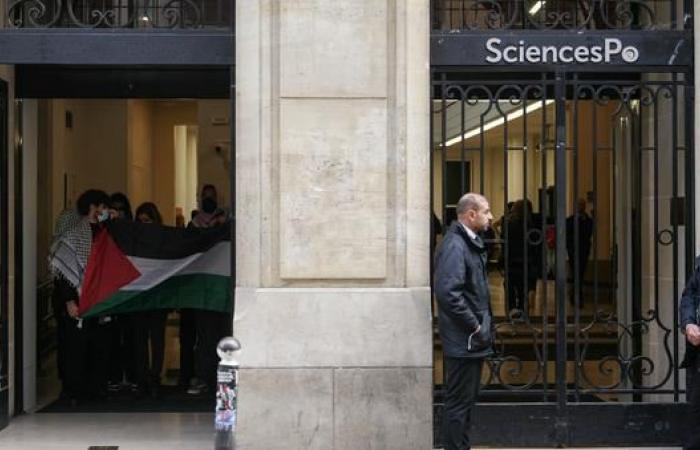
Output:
[79,227,141,315]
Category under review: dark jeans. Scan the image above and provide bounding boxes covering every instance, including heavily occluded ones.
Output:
[687,359,700,450]
[443,357,483,450]
[133,310,168,387]
[195,310,232,389]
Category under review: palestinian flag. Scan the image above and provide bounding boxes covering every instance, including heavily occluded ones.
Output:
[79,220,231,318]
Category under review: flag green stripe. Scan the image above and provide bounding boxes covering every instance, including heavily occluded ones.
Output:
[84,273,231,317]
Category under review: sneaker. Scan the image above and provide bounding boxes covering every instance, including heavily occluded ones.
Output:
[187,379,208,395]
[107,381,122,393]
[123,381,139,392]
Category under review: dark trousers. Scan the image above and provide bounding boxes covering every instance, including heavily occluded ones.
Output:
[54,308,67,382]
[179,309,196,386]
[687,359,700,449]
[443,357,483,450]
[506,269,533,312]
[63,316,110,399]
[133,310,168,387]
[195,310,232,389]
[107,314,136,384]
[567,251,589,306]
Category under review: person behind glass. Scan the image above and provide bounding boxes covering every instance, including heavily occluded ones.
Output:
[680,257,700,450]
[505,199,539,318]
[186,184,231,395]
[48,189,112,404]
[434,193,494,450]
[132,202,168,399]
[566,198,594,307]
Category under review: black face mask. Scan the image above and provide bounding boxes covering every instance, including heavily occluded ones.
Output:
[202,197,218,214]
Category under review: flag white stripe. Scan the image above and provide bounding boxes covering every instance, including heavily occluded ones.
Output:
[121,241,230,291]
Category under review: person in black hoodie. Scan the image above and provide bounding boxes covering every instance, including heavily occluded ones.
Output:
[434,192,494,450]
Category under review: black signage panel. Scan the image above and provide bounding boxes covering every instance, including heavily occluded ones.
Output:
[432,31,692,68]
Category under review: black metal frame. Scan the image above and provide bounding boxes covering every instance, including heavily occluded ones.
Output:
[431,63,694,446]
[12,99,22,416]
[0,80,8,430]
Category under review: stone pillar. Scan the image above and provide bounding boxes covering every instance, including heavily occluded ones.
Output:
[235,1,432,449]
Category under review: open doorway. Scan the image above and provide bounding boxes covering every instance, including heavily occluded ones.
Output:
[19,97,232,412]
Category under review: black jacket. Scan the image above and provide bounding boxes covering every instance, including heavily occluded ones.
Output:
[434,221,494,358]
[680,256,700,368]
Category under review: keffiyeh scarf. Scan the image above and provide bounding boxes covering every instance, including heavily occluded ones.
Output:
[48,210,92,292]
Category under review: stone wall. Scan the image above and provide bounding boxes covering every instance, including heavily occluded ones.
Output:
[235,1,432,448]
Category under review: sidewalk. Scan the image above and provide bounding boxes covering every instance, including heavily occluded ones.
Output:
[0,413,683,450]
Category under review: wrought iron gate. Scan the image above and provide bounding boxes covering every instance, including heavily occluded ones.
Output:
[431,70,694,446]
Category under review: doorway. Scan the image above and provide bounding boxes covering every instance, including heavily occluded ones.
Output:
[10,66,233,415]
[431,70,693,446]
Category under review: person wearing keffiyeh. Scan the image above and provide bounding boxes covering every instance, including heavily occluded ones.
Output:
[48,189,111,404]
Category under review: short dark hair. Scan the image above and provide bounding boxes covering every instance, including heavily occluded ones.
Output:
[76,189,110,216]
[135,202,163,225]
[201,184,217,198]
[109,192,133,221]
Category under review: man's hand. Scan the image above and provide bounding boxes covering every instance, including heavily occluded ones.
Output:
[66,300,79,319]
[687,324,700,346]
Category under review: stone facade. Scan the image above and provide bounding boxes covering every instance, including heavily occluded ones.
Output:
[235,0,432,448]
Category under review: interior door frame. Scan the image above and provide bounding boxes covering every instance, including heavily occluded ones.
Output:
[0,78,9,431]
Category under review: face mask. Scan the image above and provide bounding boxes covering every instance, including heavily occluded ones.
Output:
[202,197,218,214]
[98,210,110,222]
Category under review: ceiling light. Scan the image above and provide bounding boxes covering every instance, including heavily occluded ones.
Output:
[529,1,545,15]
[442,99,554,148]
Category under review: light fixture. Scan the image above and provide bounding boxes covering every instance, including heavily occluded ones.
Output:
[442,99,554,148]
[529,1,545,15]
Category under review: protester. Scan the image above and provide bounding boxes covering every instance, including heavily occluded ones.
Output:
[187,184,231,395]
[132,202,167,398]
[434,192,494,450]
[48,189,112,404]
[49,208,82,397]
[106,192,137,394]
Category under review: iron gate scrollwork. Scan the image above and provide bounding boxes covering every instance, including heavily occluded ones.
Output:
[6,0,231,29]
[431,70,693,446]
[431,0,689,31]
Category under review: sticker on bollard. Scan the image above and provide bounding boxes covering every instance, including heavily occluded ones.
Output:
[216,364,238,432]
[215,337,241,449]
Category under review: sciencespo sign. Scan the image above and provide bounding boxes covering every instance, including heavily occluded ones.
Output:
[485,37,639,64]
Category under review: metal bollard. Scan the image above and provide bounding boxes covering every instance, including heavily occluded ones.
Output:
[214,336,241,450]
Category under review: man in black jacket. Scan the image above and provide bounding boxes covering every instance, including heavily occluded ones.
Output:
[680,256,700,449]
[434,192,494,450]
